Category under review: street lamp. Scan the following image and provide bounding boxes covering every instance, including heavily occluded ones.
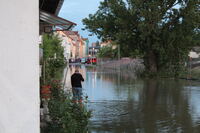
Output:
[92,47,95,64]
[92,47,95,57]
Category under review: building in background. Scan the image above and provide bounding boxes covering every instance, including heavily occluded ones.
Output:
[79,37,84,58]
[63,31,79,59]
[100,40,112,47]
[57,31,72,62]
[61,31,86,62]
[89,45,100,57]
[82,38,89,57]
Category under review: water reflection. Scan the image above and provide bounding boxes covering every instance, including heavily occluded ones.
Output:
[65,65,200,133]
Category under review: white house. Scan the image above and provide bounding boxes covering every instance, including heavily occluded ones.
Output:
[57,31,72,62]
[189,51,200,58]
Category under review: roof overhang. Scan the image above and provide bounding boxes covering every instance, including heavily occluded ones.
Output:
[55,0,64,15]
[40,10,76,31]
[39,0,64,15]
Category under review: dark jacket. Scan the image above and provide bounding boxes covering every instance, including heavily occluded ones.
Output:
[71,73,84,88]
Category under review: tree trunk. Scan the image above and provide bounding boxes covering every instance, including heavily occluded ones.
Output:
[145,50,158,73]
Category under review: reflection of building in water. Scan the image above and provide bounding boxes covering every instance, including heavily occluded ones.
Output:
[85,67,98,89]
[63,67,71,90]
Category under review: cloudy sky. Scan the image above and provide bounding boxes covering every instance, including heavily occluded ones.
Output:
[59,0,103,45]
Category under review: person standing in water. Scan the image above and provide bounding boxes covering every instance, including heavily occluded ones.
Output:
[71,69,84,103]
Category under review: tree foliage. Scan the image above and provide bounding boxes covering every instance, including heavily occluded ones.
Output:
[41,34,65,82]
[83,0,200,76]
[97,46,117,58]
[42,34,65,61]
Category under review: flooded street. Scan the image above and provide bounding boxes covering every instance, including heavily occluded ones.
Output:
[67,65,200,133]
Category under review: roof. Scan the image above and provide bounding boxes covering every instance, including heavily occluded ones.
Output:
[61,31,85,45]
[82,38,88,41]
[39,0,64,15]
[63,31,79,35]
[40,10,76,31]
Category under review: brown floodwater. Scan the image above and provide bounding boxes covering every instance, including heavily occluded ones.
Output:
[68,65,200,133]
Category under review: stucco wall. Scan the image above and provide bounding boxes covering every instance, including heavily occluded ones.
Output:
[0,1,39,133]
[57,32,71,60]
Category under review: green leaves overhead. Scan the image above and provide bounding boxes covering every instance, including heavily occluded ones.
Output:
[83,0,200,75]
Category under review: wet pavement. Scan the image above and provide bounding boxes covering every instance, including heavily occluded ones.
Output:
[67,65,200,133]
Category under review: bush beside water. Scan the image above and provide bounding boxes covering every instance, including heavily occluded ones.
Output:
[41,80,91,133]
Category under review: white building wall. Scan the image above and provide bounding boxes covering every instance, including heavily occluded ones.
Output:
[63,36,71,60]
[59,35,71,61]
[82,42,86,57]
[189,51,199,58]
[0,1,39,133]
[66,42,71,60]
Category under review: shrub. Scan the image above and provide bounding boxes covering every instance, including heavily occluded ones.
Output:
[41,80,91,133]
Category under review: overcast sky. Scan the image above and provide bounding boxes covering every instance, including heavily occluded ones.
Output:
[59,0,103,44]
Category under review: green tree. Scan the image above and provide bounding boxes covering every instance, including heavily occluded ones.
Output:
[41,34,65,83]
[43,34,65,61]
[83,0,200,76]
[98,45,117,58]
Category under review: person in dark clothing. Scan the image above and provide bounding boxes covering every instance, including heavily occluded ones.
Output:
[71,69,84,102]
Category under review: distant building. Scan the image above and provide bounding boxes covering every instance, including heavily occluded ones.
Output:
[100,40,112,47]
[57,31,86,61]
[189,47,200,58]
[92,42,97,47]
[189,51,199,58]
[100,40,117,49]
[88,46,100,57]
[56,31,72,62]
[82,38,89,57]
